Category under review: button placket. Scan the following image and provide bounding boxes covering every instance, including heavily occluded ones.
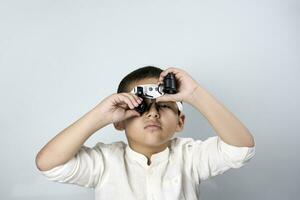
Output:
[147,166,156,200]
[149,168,153,175]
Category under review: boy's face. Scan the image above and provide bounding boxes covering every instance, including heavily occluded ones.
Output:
[114,77,185,149]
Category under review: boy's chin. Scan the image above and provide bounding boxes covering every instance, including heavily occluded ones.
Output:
[140,137,171,148]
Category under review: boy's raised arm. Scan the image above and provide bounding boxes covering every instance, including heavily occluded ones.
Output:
[35,93,142,171]
[156,67,255,148]
[188,86,255,147]
[35,107,110,171]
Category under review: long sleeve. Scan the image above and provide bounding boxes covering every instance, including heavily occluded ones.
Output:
[38,143,105,188]
[189,136,255,181]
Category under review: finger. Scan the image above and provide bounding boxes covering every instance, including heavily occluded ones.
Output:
[124,109,141,118]
[117,102,129,110]
[127,93,143,104]
[156,94,179,103]
[120,93,142,109]
[122,93,142,107]
[158,67,185,84]
[117,94,136,109]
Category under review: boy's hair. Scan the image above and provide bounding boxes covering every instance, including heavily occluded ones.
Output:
[117,66,163,93]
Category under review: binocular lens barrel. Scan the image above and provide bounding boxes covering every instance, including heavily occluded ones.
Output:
[163,73,177,94]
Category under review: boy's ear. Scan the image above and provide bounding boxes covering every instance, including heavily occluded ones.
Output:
[175,113,185,132]
[113,121,125,131]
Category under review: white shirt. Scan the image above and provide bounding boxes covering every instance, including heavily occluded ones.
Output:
[39,136,255,200]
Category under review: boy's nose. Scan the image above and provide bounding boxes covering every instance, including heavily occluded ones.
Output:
[146,100,159,118]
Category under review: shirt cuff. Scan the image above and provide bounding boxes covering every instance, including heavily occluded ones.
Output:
[217,137,256,168]
[39,156,77,181]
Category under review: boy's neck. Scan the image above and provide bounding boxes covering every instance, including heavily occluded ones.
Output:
[128,140,171,165]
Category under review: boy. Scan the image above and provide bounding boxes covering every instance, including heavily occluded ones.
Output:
[35,66,255,200]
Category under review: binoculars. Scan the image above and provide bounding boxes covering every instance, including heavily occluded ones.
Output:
[131,73,179,115]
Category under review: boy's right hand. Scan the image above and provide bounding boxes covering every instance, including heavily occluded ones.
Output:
[94,93,143,125]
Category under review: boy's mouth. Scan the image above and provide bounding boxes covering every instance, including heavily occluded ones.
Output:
[144,121,162,129]
[144,125,162,129]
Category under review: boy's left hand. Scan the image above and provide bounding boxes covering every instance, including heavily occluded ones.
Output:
[156,67,200,104]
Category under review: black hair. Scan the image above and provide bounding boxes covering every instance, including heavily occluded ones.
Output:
[117,66,163,93]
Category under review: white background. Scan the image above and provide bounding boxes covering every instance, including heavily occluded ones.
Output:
[0,0,299,199]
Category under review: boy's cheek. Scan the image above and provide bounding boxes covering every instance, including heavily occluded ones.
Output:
[124,119,142,130]
[124,116,137,123]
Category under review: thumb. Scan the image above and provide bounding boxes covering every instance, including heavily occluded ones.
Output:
[124,109,140,119]
[156,94,179,103]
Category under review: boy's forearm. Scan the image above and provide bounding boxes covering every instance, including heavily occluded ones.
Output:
[35,107,109,171]
[188,86,255,147]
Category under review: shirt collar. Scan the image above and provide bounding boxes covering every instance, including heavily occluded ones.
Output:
[125,144,170,168]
